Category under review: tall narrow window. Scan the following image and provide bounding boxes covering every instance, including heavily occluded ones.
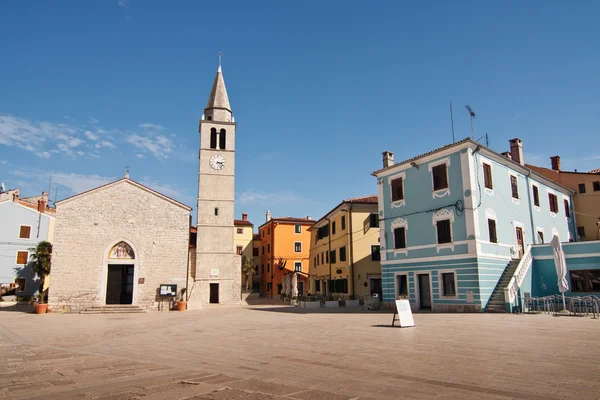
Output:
[267,244,270,253]
[594,181,600,192]
[219,129,226,149]
[532,185,540,207]
[329,250,336,264]
[483,163,493,189]
[441,272,456,296]
[371,245,381,261]
[579,183,586,193]
[321,252,324,264]
[341,216,346,230]
[214,207,219,216]
[397,275,408,297]
[339,246,347,262]
[549,193,558,213]
[331,221,336,235]
[510,175,519,199]
[394,227,406,249]
[432,164,448,190]
[488,219,497,243]
[436,220,452,244]
[564,199,570,217]
[294,262,302,272]
[236,246,243,255]
[294,224,301,234]
[325,251,329,263]
[538,231,544,243]
[210,128,218,149]
[391,177,404,201]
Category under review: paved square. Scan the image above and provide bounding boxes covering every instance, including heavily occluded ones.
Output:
[1,304,599,400]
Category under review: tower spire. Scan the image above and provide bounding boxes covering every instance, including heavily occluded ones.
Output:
[204,54,232,122]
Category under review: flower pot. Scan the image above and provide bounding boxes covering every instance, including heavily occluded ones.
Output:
[176,301,187,312]
[325,301,339,308]
[35,303,48,314]
[297,301,305,308]
[290,299,297,306]
[305,301,321,309]
[346,300,360,307]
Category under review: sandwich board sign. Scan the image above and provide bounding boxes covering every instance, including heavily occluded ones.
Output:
[392,299,415,328]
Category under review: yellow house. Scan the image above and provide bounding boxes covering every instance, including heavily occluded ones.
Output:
[234,213,254,290]
[308,196,381,298]
[527,156,600,241]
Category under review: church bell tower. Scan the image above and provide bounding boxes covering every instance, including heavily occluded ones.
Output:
[191,63,240,306]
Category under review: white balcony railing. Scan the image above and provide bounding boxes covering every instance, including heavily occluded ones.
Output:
[504,245,533,304]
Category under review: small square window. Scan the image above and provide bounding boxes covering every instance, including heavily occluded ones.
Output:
[294,262,302,272]
[294,224,301,234]
[16,251,28,265]
[432,164,448,191]
[369,213,379,228]
[237,228,243,234]
[579,183,586,194]
[294,242,302,253]
[18,226,31,239]
[594,181,600,192]
[236,246,243,255]
[15,277,26,292]
[441,272,456,296]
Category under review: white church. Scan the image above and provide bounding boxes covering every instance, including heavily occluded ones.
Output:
[49,65,241,312]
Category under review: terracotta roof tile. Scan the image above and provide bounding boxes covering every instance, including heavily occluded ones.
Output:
[589,168,600,174]
[234,219,253,226]
[16,200,56,214]
[344,195,378,204]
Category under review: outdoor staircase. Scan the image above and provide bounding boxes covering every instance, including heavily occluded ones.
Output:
[80,305,147,314]
[485,259,521,313]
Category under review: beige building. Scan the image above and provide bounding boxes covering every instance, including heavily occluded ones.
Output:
[234,213,254,291]
[48,177,191,312]
[528,156,600,241]
[190,63,241,307]
[308,196,382,298]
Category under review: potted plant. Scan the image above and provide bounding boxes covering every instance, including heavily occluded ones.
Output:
[346,294,360,308]
[176,288,187,311]
[305,295,321,309]
[30,241,52,314]
[290,296,298,306]
[297,295,305,308]
[325,294,339,308]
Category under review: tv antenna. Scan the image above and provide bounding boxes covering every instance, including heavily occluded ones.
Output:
[465,105,476,139]
[449,101,455,144]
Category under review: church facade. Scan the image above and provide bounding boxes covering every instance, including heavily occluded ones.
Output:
[48,178,191,312]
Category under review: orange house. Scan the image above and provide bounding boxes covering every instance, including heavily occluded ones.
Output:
[257,212,315,298]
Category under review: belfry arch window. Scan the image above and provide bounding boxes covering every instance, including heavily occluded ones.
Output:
[219,129,226,149]
[210,128,218,149]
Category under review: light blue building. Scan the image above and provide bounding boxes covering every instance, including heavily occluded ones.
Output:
[373,138,578,312]
[0,190,55,298]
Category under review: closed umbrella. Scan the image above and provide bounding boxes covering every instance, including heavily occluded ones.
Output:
[285,274,292,297]
[551,235,569,313]
[291,273,298,298]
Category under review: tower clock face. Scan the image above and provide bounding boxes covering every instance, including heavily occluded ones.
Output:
[209,154,225,170]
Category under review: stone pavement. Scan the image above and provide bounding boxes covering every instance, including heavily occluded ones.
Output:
[1,304,599,400]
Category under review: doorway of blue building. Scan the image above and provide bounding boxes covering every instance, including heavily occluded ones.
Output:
[417,274,432,310]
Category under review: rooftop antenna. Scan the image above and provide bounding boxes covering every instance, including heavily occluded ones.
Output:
[449,101,455,144]
[465,105,476,139]
[48,175,52,196]
[54,187,58,207]
[485,132,490,148]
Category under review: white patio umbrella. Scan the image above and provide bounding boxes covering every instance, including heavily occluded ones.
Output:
[285,274,292,297]
[551,235,569,313]
[291,273,298,298]
[282,274,288,296]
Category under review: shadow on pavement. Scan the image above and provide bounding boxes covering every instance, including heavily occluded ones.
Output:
[0,303,34,313]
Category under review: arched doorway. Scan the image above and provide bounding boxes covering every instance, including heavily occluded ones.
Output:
[105,241,136,305]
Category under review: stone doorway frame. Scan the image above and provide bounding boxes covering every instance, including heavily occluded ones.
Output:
[99,239,140,306]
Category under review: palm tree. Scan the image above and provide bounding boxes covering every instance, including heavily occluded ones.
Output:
[29,241,52,304]
[241,255,256,292]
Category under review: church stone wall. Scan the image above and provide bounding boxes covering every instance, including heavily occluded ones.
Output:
[49,180,190,312]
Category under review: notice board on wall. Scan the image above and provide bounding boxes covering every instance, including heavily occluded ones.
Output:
[392,299,415,328]
[159,284,177,297]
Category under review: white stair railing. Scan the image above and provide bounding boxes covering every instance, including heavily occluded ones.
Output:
[503,245,533,305]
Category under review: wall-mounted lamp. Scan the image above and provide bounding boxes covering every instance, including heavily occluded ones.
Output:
[473,144,482,154]
[410,162,419,169]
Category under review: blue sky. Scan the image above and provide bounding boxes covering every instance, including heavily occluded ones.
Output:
[1,0,599,228]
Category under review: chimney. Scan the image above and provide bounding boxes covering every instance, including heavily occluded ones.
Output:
[266,210,272,222]
[550,156,561,171]
[509,138,524,166]
[382,151,394,168]
[306,215,312,220]
[242,212,248,221]
[500,151,511,159]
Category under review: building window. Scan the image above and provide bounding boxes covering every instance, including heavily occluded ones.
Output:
[325,251,329,263]
[16,251,28,265]
[262,246,265,255]
[267,282,272,292]
[579,183,587,194]
[315,280,321,292]
[391,177,404,201]
[594,181,600,192]
[277,284,282,294]
[365,245,379,262]
[369,213,379,228]
[432,164,448,191]
[267,263,270,273]
[210,128,218,149]
[339,246,347,262]
[488,219,497,243]
[294,262,302,272]
[237,228,243,234]
[393,227,406,249]
[267,244,270,253]
[483,163,493,189]
[321,253,324,264]
[315,256,319,266]
[294,242,302,253]
[15,278,26,292]
[219,129,226,149]
[261,264,264,274]
[564,199,570,217]
[268,227,271,235]
[236,246,243,255]
[214,207,219,216]
[436,220,452,244]
[295,224,301,234]
[532,185,540,207]
[510,175,519,199]
[570,270,600,292]
[262,230,265,238]
[549,193,559,213]
[341,215,346,230]
[253,248,259,257]
[18,225,32,239]
[331,221,336,235]
[441,272,457,296]
[396,275,408,298]
[538,231,544,244]
[577,226,585,238]
[330,250,336,264]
